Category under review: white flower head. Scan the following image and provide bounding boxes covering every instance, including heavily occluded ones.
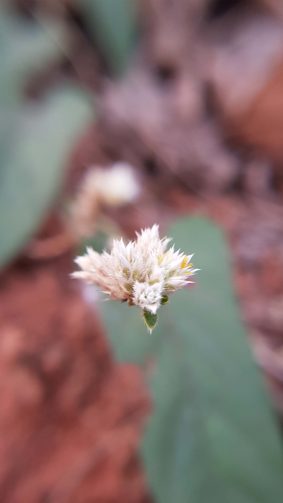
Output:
[72,225,198,332]
[71,162,140,237]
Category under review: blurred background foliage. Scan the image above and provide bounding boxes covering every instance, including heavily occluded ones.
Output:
[79,0,138,75]
[0,3,94,267]
[1,0,283,502]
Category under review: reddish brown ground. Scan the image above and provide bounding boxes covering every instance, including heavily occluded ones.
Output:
[0,255,150,503]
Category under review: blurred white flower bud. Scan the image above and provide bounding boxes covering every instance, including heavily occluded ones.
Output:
[71,162,140,237]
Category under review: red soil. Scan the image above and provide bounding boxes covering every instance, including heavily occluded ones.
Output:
[0,255,150,503]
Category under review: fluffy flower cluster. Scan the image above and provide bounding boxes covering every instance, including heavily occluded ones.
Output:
[73,225,198,331]
[71,162,140,236]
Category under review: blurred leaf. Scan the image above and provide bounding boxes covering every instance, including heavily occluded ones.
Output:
[80,0,137,75]
[100,217,283,503]
[78,230,109,255]
[0,4,67,104]
[0,87,93,269]
[100,299,163,363]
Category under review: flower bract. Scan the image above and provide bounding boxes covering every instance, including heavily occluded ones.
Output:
[73,225,198,332]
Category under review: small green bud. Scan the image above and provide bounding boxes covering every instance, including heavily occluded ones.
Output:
[143,310,158,334]
[161,294,169,305]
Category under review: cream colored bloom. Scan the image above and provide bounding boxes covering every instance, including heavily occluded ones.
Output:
[133,281,164,315]
[73,225,198,332]
[71,162,140,237]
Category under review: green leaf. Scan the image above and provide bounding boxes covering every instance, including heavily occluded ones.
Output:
[0,87,93,269]
[0,5,67,104]
[99,217,283,503]
[99,299,163,363]
[143,310,158,334]
[80,0,137,75]
[77,230,109,255]
[142,217,283,503]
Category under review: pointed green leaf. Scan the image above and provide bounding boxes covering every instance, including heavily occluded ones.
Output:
[143,310,158,334]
